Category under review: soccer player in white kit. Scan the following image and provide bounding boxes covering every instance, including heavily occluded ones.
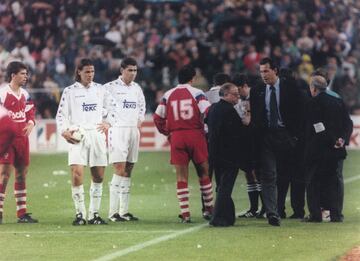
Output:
[56,58,116,225]
[104,57,145,222]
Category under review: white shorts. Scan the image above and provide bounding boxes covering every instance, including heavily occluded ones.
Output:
[108,127,140,164]
[68,129,108,167]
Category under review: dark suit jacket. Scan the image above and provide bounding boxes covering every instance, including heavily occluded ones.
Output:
[250,76,303,155]
[304,91,353,181]
[207,99,250,170]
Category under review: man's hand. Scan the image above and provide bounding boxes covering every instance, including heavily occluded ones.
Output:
[62,129,80,144]
[137,120,142,129]
[97,122,111,133]
[334,138,345,148]
[23,121,35,136]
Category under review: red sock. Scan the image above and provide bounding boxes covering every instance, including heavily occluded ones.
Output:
[177,181,190,218]
[199,176,213,212]
[14,182,27,218]
[0,184,6,218]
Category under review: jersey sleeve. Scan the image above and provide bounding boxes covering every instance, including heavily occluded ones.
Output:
[195,91,211,115]
[24,90,35,125]
[56,88,71,134]
[103,87,117,126]
[153,96,169,135]
[138,87,146,123]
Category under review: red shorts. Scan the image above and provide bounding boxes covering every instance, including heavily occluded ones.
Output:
[0,115,16,155]
[170,129,208,165]
[0,135,29,167]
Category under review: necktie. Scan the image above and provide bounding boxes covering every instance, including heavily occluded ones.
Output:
[269,86,279,128]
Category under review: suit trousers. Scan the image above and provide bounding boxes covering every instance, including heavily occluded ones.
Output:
[210,164,238,226]
[258,129,296,218]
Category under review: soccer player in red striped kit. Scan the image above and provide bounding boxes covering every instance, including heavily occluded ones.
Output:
[153,65,213,223]
[0,61,38,224]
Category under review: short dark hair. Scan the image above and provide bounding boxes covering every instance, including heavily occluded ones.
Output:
[231,73,249,87]
[75,58,94,81]
[6,61,27,82]
[178,65,196,84]
[259,57,278,71]
[213,72,230,86]
[121,57,137,69]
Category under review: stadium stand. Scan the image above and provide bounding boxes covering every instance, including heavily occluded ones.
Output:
[0,0,359,117]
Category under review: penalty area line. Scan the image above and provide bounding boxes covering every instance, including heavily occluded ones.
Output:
[93,223,208,261]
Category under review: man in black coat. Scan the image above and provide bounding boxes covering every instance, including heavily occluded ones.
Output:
[207,83,243,227]
[303,75,353,222]
[250,58,303,226]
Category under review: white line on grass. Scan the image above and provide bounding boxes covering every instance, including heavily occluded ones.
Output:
[93,174,360,261]
[93,223,209,261]
[0,230,178,234]
[344,175,360,183]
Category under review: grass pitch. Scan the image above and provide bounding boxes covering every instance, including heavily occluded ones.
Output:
[0,151,359,261]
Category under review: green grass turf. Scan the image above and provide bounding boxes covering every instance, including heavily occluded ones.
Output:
[0,151,359,261]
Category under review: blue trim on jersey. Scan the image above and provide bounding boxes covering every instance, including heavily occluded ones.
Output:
[195,93,206,101]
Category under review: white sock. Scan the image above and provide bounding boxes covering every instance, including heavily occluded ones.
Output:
[119,176,131,216]
[89,182,103,220]
[72,185,86,219]
[109,174,122,218]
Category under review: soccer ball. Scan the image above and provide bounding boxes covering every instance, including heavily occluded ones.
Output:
[69,127,85,142]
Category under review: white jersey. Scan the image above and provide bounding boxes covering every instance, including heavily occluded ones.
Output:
[56,81,116,133]
[104,77,145,127]
[205,86,221,104]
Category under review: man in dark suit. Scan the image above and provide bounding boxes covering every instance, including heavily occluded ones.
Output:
[250,58,302,226]
[207,83,243,227]
[303,75,353,222]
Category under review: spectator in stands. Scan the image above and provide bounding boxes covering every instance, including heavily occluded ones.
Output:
[0,0,358,116]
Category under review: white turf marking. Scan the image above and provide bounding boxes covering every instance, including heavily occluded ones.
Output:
[93,223,208,261]
[94,174,360,261]
[0,230,177,235]
[344,175,360,183]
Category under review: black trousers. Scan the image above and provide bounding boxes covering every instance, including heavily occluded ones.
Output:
[306,160,342,221]
[258,128,296,218]
[210,164,238,226]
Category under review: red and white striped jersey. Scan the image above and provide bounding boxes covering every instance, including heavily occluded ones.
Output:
[0,85,35,136]
[153,84,210,134]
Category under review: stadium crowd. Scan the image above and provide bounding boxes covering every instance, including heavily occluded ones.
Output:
[0,0,359,117]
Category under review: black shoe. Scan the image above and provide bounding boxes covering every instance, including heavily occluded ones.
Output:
[289,213,304,219]
[301,216,322,223]
[109,213,122,222]
[238,210,257,218]
[279,211,286,219]
[202,210,212,221]
[330,216,343,223]
[119,213,139,221]
[72,213,86,226]
[209,220,231,227]
[256,209,266,219]
[268,215,281,226]
[88,213,107,225]
[17,213,38,223]
[178,214,191,223]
